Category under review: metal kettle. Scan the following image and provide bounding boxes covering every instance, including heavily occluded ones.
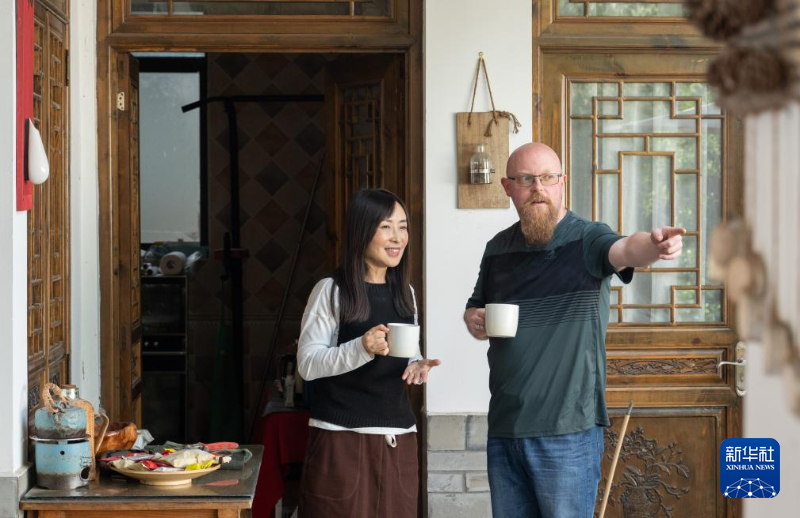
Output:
[32,383,94,489]
[34,383,88,439]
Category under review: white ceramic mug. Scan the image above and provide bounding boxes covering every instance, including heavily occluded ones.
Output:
[485,304,519,338]
[387,323,420,358]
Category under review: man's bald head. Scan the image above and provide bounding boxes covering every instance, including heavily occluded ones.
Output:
[506,143,562,178]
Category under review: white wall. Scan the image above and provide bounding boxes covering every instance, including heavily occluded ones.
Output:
[0,0,30,475]
[69,0,101,408]
[741,106,800,514]
[424,0,532,413]
[744,342,800,514]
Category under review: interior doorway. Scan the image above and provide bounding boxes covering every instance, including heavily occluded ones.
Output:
[107,49,422,515]
[127,50,416,436]
[97,6,425,515]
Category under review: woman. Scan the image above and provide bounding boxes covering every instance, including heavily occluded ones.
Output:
[296,189,440,518]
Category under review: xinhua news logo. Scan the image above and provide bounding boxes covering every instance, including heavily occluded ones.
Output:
[720,438,780,498]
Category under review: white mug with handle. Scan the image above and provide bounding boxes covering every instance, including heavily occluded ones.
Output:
[485,303,519,338]
[387,323,420,358]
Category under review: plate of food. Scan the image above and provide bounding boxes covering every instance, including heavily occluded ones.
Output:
[110,464,221,486]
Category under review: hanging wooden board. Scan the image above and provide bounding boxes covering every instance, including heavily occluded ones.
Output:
[456,112,510,209]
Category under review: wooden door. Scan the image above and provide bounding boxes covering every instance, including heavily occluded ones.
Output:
[534,4,744,516]
[538,50,743,517]
[325,54,405,262]
[28,0,70,435]
[109,54,143,424]
[324,53,427,510]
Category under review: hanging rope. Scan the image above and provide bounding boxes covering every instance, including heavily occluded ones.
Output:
[42,382,68,414]
[467,52,521,137]
[484,110,521,137]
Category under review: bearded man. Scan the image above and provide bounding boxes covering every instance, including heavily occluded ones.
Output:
[463,143,685,518]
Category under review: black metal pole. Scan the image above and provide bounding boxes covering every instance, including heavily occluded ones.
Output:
[182,94,322,114]
[224,100,242,247]
[181,93,325,442]
[224,99,245,439]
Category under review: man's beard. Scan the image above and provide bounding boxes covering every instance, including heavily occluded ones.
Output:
[519,195,559,246]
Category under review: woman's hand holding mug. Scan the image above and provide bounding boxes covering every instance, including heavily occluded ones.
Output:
[362,324,390,356]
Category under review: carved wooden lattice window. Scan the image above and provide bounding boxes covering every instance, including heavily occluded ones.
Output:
[343,82,381,207]
[327,55,402,268]
[557,0,686,18]
[538,6,743,516]
[29,14,46,416]
[568,80,724,325]
[28,1,70,425]
[129,0,392,17]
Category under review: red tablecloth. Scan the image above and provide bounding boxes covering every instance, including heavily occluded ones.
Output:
[251,410,310,518]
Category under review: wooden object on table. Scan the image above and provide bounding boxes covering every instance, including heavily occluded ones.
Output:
[70,398,109,481]
[456,111,510,209]
[96,421,138,454]
[20,445,263,518]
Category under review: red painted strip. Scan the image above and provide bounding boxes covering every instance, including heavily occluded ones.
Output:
[16,0,34,211]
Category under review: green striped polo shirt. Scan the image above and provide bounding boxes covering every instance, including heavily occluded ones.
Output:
[467,211,633,438]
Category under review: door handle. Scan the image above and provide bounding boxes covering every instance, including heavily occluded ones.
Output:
[717,341,746,397]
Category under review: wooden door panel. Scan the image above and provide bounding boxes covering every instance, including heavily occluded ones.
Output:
[600,408,725,518]
[48,354,69,388]
[607,348,725,387]
[324,53,423,512]
[537,50,743,517]
[45,11,69,372]
[28,1,70,445]
[115,54,143,424]
[325,54,404,262]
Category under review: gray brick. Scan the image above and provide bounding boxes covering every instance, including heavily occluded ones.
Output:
[427,415,466,451]
[465,472,490,492]
[466,415,489,451]
[429,493,492,518]
[428,451,487,471]
[427,472,465,493]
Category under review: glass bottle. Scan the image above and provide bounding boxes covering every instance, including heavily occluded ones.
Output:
[60,384,79,400]
[469,144,493,184]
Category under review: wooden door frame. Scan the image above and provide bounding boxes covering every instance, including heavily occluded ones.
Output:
[533,6,744,516]
[96,0,425,491]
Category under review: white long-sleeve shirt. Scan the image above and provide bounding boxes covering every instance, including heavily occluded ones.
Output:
[297,277,421,435]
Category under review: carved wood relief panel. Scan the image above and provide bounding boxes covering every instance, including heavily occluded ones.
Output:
[596,410,722,518]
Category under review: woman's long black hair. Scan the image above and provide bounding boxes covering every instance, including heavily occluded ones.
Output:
[331,189,414,323]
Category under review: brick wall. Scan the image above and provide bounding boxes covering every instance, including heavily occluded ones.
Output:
[426,414,493,517]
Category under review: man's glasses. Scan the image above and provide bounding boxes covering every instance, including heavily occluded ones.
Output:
[506,173,563,187]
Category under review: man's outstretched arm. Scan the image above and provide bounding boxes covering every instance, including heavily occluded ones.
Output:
[609,226,686,270]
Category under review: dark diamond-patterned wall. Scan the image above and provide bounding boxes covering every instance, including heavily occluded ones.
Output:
[186,54,337,442]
